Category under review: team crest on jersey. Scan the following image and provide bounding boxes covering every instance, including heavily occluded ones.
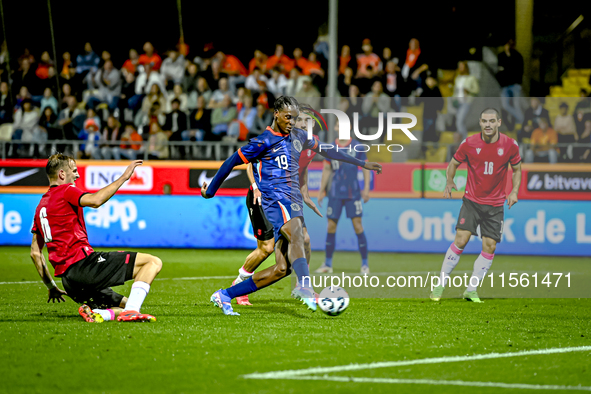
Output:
[476,148,481,154]
[293,140,303,153]
[498,148,504,156]
[307,150,312,157]
[291,203,301,211]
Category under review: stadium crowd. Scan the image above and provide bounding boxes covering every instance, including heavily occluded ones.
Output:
[0,37,590,162]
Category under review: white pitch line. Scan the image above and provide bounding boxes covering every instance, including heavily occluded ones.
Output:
[243,346,591,379]
[292,376,591,391]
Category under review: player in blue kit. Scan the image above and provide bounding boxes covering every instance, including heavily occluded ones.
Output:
[201,96,382,316]
[316,134,371,274]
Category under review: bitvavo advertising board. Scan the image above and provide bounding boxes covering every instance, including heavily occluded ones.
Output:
[1,195,590,256]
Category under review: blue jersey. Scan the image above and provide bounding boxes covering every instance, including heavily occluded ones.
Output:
[326,139,367,200]
[239,126,318,206]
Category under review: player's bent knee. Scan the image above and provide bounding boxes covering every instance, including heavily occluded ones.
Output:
[152,256,163,273]
[261,241,275,256]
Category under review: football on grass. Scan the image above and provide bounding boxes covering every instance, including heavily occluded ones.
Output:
[318,286,349,316]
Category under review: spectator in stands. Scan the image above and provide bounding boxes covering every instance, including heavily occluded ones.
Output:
[0,81,13,124]
[136,101,165,136]
[12,58,37,96]
[418,76,444,148]
[382,60,404,100]
[338,67,354,97]
[182,62,199,95]
[187,77,212,110]
[211,94,236,140]
[38,106,61,143]
[59,52,76,83]
[60,83,73,109]
[292,48,308,71]
[525,117,558,164]
[187,95,211,142]
[520,97,550,142]
[249,50,268,75]
[254,81,275,110]
[355,39,380,93]
[135,63,166,96]
[35,51,54,80]
[381,47,394,73]
[362,81,390,139]
[249,103,273,138]
[285,68,303,97]
[339,45,354,75]
[11,99,42,157]
[76,42,100,90]
[266,45,294,74]
[218,51,248,94]
[166,84,188,112]
[229,94,257,140]
[119,71,143,115]
[17,48,35,68]
[119,123,144,160]
[122,49,140,75]
[345,84,363,119]
[43,67,58,95]
[139,42,162,71]
[295,76,320,110]
[164,98,188,158]
[100,51,112,68]
[580,117,591,162]
[497,38,524,130]
[94,115,120,160]
[401,38,429,95]
[554,102,578,161]
[245,69,267,93]
[93,60,121,111]
[209,77,234,108]
[16,86,32,109]
[161,50,186,89]
[267,67,288,97]
[40,87,58,114]
[58,96,85,141]
[203,57,224,91]
[147,122,169,159]
[302,52,324,78]
[141,82,167,116]
[314,23,330,60]
[452,61,479,140]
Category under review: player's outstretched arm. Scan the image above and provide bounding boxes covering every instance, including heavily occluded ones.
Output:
[300,167,322,217]
[80,160,143,208]
[246,163,262,205]
[444,158,461,198]
[315,145,382,174]
[507,162,522,209]
[362,168,371,203]
[201,151,246,199]
[317,160,332,208]
[30,234,67,303]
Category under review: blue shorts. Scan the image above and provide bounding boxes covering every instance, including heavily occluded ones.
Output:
[327,198,363,220]
[262,197,304,242]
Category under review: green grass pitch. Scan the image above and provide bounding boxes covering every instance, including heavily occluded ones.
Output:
[1,246,590,393]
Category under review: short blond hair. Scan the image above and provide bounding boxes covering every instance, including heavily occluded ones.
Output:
[46,153,75,180]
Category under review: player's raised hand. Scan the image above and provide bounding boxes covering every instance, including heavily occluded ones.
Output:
[507,191,518,209]
[364,162,382,174]
[303,194,323,218]
[201,182,211,199]
[444,182,457,199]
[362,189,370,203]
[48,287,67,303]
[122,160,143,181]
[253,188,262,205]
[317,189,326,208]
